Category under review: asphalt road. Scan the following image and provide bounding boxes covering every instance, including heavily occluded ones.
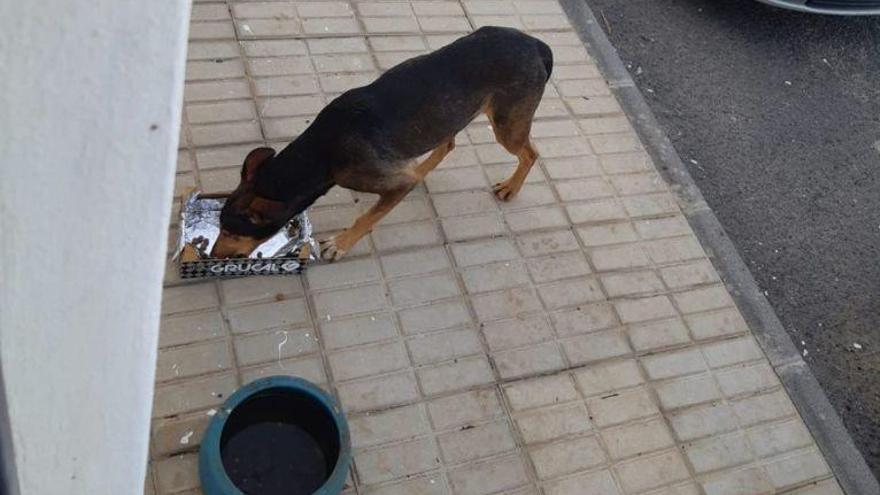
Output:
[584,0,880,476]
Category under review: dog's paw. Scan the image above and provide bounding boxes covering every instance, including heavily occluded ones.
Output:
[297,243,312,261]
[492,181,517,201]
[319,237,346,262]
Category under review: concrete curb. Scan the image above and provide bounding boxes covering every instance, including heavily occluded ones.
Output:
[558,1,880,493]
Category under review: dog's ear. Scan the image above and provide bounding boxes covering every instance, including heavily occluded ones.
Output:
[241,147,276,183]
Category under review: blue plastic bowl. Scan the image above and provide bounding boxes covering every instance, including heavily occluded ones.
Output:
[199,376,351,495]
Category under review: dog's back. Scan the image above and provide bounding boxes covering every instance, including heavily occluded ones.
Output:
[314,27,551,159]
[362,26,552,155]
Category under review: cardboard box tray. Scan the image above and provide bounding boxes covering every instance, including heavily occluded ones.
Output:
[175,191,316,279]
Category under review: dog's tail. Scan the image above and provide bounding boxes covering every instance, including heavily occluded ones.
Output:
[536,39,554,82]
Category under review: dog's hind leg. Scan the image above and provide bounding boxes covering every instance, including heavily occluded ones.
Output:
[321,139,455,261]
[487,93,541,201]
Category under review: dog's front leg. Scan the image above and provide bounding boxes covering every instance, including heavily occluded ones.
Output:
[320,140,454,262]
[319,186,411,261]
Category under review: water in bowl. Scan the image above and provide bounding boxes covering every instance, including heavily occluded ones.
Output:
[219,390,340,495]
[222,422,326,495]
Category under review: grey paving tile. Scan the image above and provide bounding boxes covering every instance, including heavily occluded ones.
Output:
[159,311,226,348]
[225,298,310,334]
[447,454,531,495]
[337,371,420,412]
[349,404,430,449]
[427,388,504,430]
[329,341,410,381]
[407,327,482,365]
[514,402,591,445]
[234,327,318,366]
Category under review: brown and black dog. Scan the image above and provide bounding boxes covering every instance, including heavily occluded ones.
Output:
[212,26,553,261]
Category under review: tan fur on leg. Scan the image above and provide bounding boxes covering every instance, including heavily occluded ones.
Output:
[320,139,455,261]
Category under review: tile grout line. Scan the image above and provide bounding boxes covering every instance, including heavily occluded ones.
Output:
[353,15,457,493]
[436,4,551,491]
[148,319,773,399]
[462,4,596,394]
[226,0,271,146]
[530,65,703,494]
[415,129,546,494]
[214,1,253,394]
[582,131,727,489]
[397,40,546,495]
[293,24,367,486]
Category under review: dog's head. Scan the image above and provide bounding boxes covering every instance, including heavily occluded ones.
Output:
[211,147,294,258]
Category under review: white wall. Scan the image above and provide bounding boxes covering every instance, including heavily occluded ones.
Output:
[0,0,190,493]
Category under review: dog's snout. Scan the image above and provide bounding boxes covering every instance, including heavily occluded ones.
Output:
[211,230,261,259]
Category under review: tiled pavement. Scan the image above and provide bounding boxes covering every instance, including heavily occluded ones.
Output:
[149,0,843,494]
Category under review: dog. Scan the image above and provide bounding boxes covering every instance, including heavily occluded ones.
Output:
[211,26,553,261]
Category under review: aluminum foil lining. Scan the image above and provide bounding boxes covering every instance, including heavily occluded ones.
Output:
[176,191,319,263]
